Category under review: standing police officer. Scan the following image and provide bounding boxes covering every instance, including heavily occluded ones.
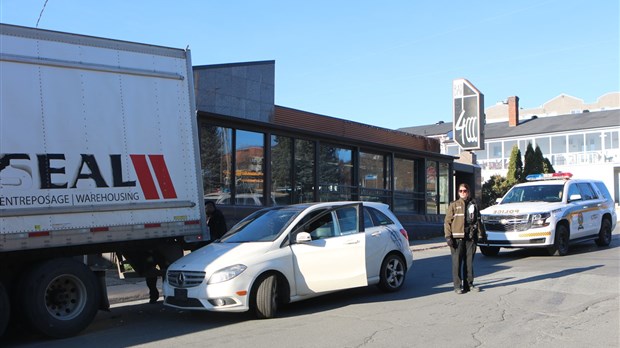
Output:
[444,183,486,294]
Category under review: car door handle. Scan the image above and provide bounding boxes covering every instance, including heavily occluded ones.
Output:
[371,231,382,237]
[345,239,361,245]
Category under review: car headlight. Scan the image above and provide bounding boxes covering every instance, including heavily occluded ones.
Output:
[208,264,247,284]
[530,212,551,227]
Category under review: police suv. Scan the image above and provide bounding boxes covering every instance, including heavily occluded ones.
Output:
[479,173,617,256]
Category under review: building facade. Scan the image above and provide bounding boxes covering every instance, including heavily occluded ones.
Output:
[193,61,458,238]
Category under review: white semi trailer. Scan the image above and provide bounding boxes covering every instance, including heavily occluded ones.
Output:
[0,23,207,338]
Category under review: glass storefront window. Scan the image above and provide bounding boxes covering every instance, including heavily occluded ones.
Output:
[551,135,566,154]
[234,130,264,204]
[271,135,292,205]
[200,124,232,201]
[295,139,315,203]
[319,144,353,201]
[394,157,414,192]
[426,161,438,214]
[393,157,417,213]
[438,162,449,214]
[359,151,390,203]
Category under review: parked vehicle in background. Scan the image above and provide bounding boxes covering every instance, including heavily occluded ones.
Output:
[479,173,616,257]
[163,201,413,318]
[0,24,207,338]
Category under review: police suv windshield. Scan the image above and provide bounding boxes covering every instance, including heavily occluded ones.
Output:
[501,184,564,204]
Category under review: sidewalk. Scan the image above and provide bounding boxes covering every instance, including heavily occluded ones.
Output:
[106,237,448,305]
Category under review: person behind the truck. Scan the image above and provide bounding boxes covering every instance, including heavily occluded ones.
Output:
[205,200,227,241]
[444,183,486,294]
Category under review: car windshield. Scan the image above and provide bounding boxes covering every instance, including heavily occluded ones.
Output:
[501,184,564,204]
[221,207,302,243]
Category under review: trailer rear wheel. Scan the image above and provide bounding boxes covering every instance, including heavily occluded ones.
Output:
[0,282,9,337]
[20,258,100,338]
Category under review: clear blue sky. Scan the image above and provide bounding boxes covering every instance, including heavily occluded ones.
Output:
[2,0,618,129]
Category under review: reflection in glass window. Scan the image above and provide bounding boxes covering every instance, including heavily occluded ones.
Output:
[394,158,414,191]
[271,135,292,205]
[568,134,584,153]
[319,144,353,201]
[295,139,315,203]
[585,133,601,151]
[235,130,264,204]
[393,157,419,213]
[551,135,566,154]
[200,124,232,199]
[438,162,449,214]
[426,161,438,214]
[359,151,390,203]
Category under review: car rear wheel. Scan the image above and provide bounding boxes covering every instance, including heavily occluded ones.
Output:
[378,254,406,292]
[479,246,500,257]
[595,219,612,247]
[548,225,570,256]
[253,274,278,319]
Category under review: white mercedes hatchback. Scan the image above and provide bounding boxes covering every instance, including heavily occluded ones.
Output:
[163,201,413,318]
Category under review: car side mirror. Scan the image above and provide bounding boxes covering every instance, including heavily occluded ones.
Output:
[296,232,312,244]
[569,194,582,202]
[495,198,502,204]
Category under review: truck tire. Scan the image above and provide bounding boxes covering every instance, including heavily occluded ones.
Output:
[595,218,612,247]
[253,274,278,319]
[19,258,101,338]
[0,282,9,337]
[548,225,570,256]
[479,246,500,257]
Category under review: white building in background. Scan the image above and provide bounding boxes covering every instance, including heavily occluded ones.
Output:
[399,92,620,203]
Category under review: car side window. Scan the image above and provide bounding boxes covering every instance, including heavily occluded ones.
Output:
[577,183,596,200]
[367,207,394,226]
[335,207,359,235]
[595,182,612,200]
[567,184,581,202]
[363,208,374,228]
[305,211,336,240]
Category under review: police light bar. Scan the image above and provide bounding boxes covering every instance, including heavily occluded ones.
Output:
[526,172,573,181]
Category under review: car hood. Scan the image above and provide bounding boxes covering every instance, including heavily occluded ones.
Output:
[481,202,565,215]
[169,242,273,273]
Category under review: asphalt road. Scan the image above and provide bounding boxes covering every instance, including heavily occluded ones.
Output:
[4,227,619,348]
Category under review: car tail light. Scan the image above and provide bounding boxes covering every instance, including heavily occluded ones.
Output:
[400,228,409,240]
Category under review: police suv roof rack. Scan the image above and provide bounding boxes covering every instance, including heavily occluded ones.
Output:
[525,172,573,181]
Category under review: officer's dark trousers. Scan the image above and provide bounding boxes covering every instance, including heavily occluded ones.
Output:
[450,238,477,290]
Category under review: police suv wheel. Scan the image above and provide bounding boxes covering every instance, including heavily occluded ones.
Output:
[479,246,500,257]
[549,225,570,256]
[595,219,612,247]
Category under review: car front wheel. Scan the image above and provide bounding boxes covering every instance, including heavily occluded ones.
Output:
[253,274,278,319]
[378,254,406,292]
